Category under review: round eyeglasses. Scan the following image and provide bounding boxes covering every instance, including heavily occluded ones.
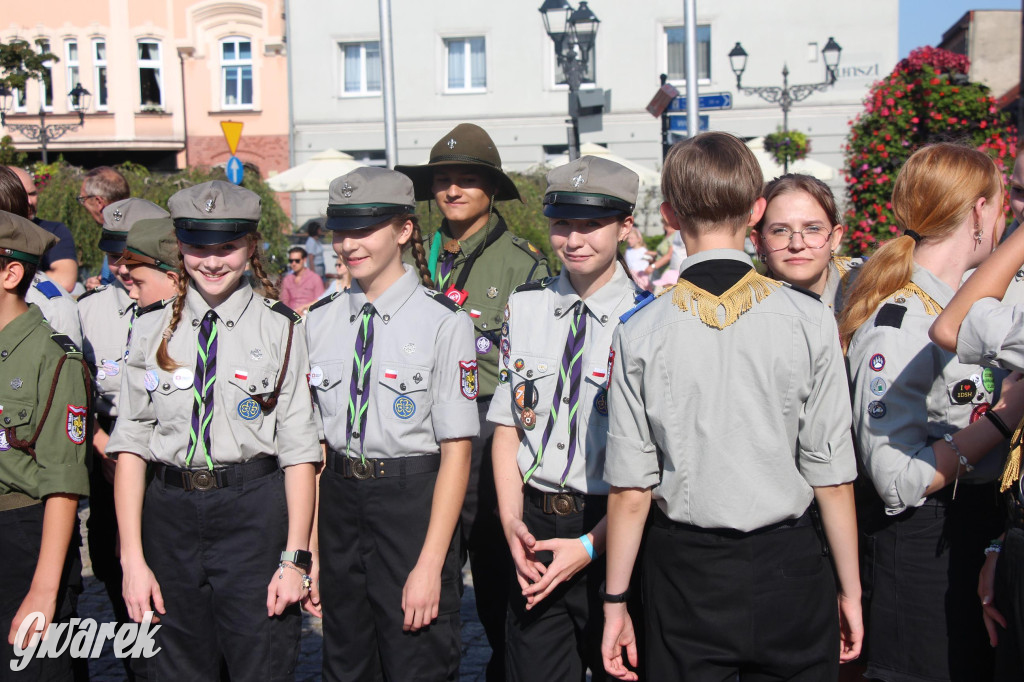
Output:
[763,225,833,252]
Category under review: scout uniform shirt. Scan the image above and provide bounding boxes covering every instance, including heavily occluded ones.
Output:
[604,249,857,532]
[77,281,135,419]
[106,282,321,469]
[26,271,82,347]
[487,264,644,495]
[305,265,479,459]
[848,265,1007,515]
[421,212,549,399]
[823,255,863,314]
[0,306,89,500]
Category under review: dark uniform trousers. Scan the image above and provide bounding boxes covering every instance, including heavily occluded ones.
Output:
[319,464,462,682]
[140,467,299,682]
[0,502,83,682]
[506,493,608,682]
[996,524,1024,680]
[859,483,1002,682]
[644,505,837,682]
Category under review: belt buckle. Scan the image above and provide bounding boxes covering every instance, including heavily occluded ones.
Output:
[351,460,373,480]
[189,470,216,491]
[551,493,575,516]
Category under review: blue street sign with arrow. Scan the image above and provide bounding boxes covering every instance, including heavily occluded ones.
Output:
[668,92,733,112]
[668,115,710,133]
[226,155,244,185]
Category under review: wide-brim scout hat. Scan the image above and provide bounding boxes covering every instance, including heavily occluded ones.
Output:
[100,198,169,253]
[168,181,261,246]
[395,123,522,202]
[114,217,178,272]
[325,167,416,231]
[0,210,58,265]
[543,156,639,220]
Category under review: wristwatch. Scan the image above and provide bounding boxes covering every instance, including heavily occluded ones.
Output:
[599,580,631,604]
[280,550,313,572]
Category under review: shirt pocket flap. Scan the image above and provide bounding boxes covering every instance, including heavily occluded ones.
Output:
[309,362,346,392]
[0,400,35,429]
[227,367,278,396]
[377,365,430,396]
[509,354,558,383]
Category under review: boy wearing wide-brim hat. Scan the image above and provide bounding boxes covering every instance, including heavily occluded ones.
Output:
[397,123,550,678]
[0,211,90,680]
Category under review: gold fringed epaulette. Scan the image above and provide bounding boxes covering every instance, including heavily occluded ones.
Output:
[832,256,855,278]
[669,269,781,330]
[1001,418,1024,493]
[892,283,943,316]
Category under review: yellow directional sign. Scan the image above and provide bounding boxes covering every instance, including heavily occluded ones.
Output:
[220,121,244,155]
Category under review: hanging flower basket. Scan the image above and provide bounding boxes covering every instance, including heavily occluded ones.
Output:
[763,128,811,168]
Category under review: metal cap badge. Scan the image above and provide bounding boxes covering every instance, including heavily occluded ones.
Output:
[324,167,416,231]
[168,181,261,246]
[100,198,169,253]
[543,156,639,220]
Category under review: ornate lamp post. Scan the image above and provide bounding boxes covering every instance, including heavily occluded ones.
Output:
[539,0,600,160]
[0,82,91,164]
[728,37,842,170]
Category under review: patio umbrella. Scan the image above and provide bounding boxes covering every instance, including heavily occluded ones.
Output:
[266,149,367,192]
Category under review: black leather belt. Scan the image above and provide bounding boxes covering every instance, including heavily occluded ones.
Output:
[651,502,812,537]
[326,450,440,480]
[153,457,279,492]
[525,485,586,516]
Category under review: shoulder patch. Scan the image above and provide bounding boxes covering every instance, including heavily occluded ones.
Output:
[874,303,907,329]
[424,289,461,313]
[619,292,657,324]
[633,288,654,306]
[509,235,547,262]
[34,279,63,299]
[76,285,107,302]
[137,298,171,317]
[307,292,340,314]
[50,333,82,356]
[263,298,302,324]
[783,282,822,301]
[513,276,557,294]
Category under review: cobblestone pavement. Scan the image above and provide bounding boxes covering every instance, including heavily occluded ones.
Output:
[74,504,492,681]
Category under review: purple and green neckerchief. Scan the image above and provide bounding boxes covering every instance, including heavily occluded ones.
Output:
[345,303,375,463]
[185,310,218,469]
[523,300,587,486]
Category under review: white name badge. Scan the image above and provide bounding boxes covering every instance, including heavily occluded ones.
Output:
[309,366,324,386]
[173,368,194,389]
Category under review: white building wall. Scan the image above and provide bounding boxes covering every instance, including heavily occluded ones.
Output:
[286,0,899,224]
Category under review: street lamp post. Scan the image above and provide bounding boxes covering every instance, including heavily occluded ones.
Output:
[0,83,91,164]
[728,38,842,171]
[539,0,600,161]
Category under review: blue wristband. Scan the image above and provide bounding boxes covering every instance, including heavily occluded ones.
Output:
[578,534,596,560]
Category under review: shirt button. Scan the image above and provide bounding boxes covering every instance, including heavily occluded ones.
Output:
[527,370,534,378]
[322,379,329,387]
[482,323,488,329]
[400,383,407,391]
[601,315,609,323]
[249,385,256,392]
[382,314,391,323]
[118,309,124,315]
[352,431,360,438]
[162,383,170,390]
[350,315,356,323]
[226,321,235,328]
[562,396,569,404]
[192,319,200,327]
[555,307,563,316]
[557,442,565,450]
[0,350,7,358]
[2,417,9,425]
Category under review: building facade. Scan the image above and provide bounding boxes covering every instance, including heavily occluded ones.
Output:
[286,0,899,224]
[1,0,289,180]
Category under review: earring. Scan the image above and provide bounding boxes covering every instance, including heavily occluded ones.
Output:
[976,231,984,245]
[758,253,767,263]
[830,249,836,258]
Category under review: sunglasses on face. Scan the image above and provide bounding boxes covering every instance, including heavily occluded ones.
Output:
[289,258,303,263]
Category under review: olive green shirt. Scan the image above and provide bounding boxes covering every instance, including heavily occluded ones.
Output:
[0,305,90,499]
[412,211,549,399]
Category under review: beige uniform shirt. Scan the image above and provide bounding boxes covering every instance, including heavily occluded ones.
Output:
[107,282,321,468]
[849,265,1006,515]
[822,256,863,314]
[78,282,135,418]
[487,265,645,495]
[604,249,856,531]
[26,272,82,347]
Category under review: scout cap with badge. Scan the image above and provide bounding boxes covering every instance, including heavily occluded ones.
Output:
[395,123,522,202]
[325,167,416,231]
[0,209,58,266]
[168,180,261,246]
[543,156,639,220]
[99,198,170,253]
[114,217,179,272]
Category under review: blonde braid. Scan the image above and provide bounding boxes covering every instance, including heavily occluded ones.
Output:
[156,252,191,371]
[248,234,279,300]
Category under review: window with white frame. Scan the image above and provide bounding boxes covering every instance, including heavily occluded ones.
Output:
[11,85,27,113]
[221,37,253,109]
[93,39,108,110]
[445,37,486,92]
[138,40,163,108]
[65,40,79,109]
[39,39,53,110]
[339,41,381,96]
[554,44,596,87]
[665,25,711,82]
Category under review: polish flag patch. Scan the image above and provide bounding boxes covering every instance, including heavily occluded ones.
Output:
[234,370,248,381]
[384,370,398,379]
[469,309,481,318]
[591,368,606,379]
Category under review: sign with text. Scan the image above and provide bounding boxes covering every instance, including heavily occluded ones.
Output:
[668,93,733,112]
[668,115,710,133]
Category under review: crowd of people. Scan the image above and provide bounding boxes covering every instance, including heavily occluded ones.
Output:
[2,126,1024,682]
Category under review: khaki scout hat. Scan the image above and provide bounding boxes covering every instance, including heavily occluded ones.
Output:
[114,218,178,272]
[543,156,639,220]
[395,123,522,202]
[0,210,58,265]
[325,167,416,231]
[99,198,169,253]
[168,181,260,246]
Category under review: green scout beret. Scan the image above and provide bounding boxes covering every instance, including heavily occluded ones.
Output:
[0,210,58,265]
[395,123,521,203]
[100,198,169,253]
[543,156,639,220]
[325,167,416,231]
[168,180,260,246]
[114,217,178,272]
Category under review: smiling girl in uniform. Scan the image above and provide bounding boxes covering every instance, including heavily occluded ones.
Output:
[304,167,478,681]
